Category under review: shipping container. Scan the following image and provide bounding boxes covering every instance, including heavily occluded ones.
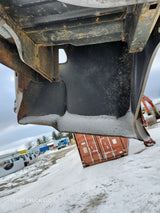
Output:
[17,150,27,154]
[74,134,128,167]
[39,146,49,153]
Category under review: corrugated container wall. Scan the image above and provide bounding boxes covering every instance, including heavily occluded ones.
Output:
[74,134,128,167]
[39,146,49,153]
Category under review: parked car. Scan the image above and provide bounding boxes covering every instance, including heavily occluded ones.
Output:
[20,154,30,167]
[28,153,38,165]
[0,157,24,178]
[21,153,38,166]
[58,144,66,150]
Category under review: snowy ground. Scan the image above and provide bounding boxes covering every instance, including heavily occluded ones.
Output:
[1,124,160,213]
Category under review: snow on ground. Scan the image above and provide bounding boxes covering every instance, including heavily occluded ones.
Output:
[1,125,160,213]
[0,146,75,199]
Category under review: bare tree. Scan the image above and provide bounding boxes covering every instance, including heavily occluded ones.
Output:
[26,141,33,150]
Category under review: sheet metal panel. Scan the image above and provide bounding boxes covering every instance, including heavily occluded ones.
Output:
[74,134,128,167]
[74,134,103,166]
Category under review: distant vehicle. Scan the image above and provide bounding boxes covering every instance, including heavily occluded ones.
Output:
[28,153,38,165]
[0,157,24,178]
[57,138,69,150]
[20,154,29,167]
[21,153,38,166]
[58,139,68,146]
[57,144,66,150]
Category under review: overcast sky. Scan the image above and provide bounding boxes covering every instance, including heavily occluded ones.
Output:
[0,48,160,153]
[145,47,160,99]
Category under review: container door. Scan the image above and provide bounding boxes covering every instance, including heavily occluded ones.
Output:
[74,134,93,164]
[85,135,102,162]
[108,137,125,157]
[96,136,115,159]
[74,134,102,165]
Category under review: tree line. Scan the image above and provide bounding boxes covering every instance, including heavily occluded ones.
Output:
[26,131,73,150]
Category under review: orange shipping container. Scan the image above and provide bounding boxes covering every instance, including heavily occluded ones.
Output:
[74,134,128,167]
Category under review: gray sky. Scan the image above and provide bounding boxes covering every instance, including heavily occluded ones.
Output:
[145,48,160,99]
[0,48,160,153]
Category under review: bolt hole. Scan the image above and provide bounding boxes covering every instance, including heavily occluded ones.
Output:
[149,4,157,10]
[59,49,67,64]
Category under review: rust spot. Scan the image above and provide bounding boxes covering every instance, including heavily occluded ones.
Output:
[0,38,34,80]
[139,15,144,20]
[122,34,126,42]
[78,34,84,39]
[96,17,99,23]
[18,73,31,91]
